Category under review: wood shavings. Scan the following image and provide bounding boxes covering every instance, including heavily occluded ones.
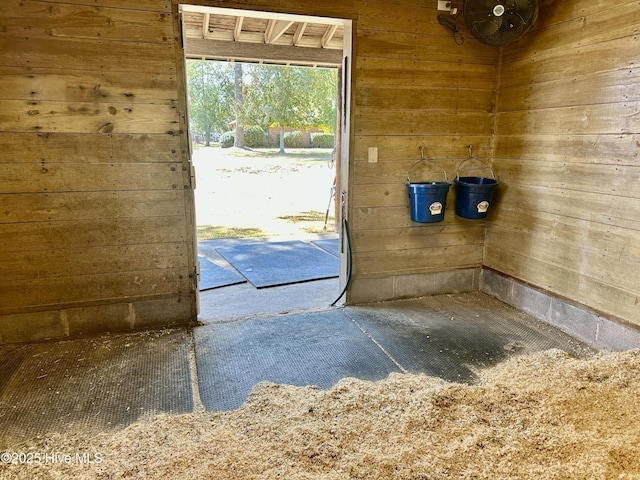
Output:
[4,349,640,479]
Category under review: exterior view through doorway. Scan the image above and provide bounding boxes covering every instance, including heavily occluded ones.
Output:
[179,5,353,319]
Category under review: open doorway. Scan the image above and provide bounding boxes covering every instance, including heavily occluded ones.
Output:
[179,6,352,321]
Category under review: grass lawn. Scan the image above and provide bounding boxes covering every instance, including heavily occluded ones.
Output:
[192,146,337,240]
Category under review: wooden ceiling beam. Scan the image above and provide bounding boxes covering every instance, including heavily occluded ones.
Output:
[293,22,307,46]
[234,16,244,41]
[202,13,210,39]
[181,5,346,26]
[321,24,338,48]
[265,19,294,44]
[184,37,343,67]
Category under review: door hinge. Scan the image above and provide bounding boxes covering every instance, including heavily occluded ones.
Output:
[190,163,196,189]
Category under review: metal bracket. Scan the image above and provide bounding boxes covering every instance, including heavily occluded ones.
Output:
[438,1,458,14]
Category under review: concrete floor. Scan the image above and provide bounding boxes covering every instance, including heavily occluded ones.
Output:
[199,277,340,322]
[0,281,595,450]
[197,234,341,319]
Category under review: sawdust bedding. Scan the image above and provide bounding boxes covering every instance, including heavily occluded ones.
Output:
[4,349,640,479]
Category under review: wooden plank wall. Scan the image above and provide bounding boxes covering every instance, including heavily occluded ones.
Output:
[348,0,498,302]
[0,0,197,343]
[486,0,640,327]
[0,0,503,343]
[7,0,635,340]
[184,0,499,302]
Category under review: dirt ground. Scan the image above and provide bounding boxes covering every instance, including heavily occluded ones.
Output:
[193,147,338,239]
[4,349,639,479]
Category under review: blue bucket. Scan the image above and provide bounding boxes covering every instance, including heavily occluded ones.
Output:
[406,152,450,223]
[454,150,498,219]
[408,181,451,223]
[454,176,498,219]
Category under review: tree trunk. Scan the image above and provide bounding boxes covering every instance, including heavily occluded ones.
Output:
[234,63,245,148]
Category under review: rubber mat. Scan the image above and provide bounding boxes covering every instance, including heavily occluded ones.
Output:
[311,237,340,257]
[345,293,594,384]
[199,256,246,291]
[0,329,193,449]
[215,240,339,288]
[194,309,401,411]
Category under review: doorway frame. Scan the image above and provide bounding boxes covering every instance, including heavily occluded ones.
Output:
[175,4,354,313]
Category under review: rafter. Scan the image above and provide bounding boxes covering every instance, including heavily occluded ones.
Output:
[202,13,210,38]
[234,16,244,41]
[265,19,294,44]
[179,5,347,57]
[293,22,307,46]
[321,24,338,48]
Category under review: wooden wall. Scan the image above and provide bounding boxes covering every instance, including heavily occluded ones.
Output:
[1,0,501,344]
[178,0,499,303]
[194,0,498,303]
[7,0,634,342]
[346,0,499,302]
[0,0,197,343]
[486,0,640,328]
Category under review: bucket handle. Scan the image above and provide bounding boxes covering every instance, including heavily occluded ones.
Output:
[407,146,449,183]
[456,145,496,180]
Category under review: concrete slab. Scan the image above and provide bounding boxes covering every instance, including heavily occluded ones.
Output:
[198,277,340,323]
[197,235,342,322]
[595,318,640,351]
[481,269,640,351]
[549,298,600,345]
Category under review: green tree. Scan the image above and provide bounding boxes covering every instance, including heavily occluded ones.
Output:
[306,67,338,135]
[186,60,234,146]
[244,64,337,153]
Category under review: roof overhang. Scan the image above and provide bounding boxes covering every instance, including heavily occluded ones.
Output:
[180,5,346,67]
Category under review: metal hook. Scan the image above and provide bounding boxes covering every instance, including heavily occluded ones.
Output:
[457,145,496,180]
[408,147,449,183]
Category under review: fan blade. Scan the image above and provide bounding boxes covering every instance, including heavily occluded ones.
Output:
[464,0,538,46]
[514,2,536,23]
[472,15,502,37]
[477,0,500,9]
[505,0,535,21]
[466,0,499,17]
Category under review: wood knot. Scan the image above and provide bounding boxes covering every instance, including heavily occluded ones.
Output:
[98,123,115,133]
